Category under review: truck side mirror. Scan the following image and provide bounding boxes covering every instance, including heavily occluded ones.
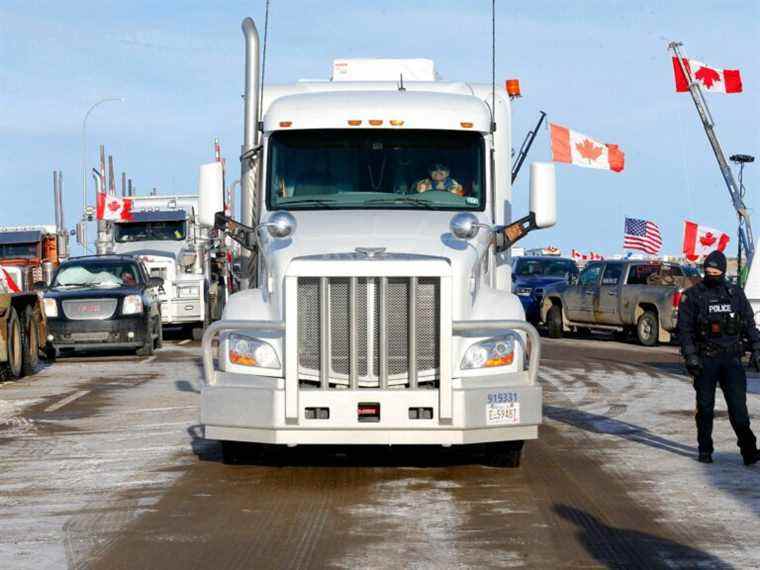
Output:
[529,162,556,229]
[198,162,225,228]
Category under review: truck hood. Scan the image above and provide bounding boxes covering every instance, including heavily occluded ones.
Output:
[512,275,569,290]
[111,240,185,262]
[265,210,491,272]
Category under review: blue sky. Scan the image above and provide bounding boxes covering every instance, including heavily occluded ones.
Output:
[1,1,758,256]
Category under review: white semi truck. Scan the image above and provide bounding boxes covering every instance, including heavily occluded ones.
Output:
[111,192,227,338]
[200,17,557,466]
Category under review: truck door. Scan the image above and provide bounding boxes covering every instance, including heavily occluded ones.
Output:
[597,262,623,324]
[565,262,603,322]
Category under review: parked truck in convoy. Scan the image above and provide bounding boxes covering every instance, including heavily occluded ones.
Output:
[540,259,701,345]
[110,193,228,339]
[0,273,46,379]
[199,17,557,466]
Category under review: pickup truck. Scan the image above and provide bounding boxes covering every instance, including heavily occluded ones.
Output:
[539,260,700,345]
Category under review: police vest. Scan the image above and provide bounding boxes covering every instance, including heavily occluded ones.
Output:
[696,284,742,340]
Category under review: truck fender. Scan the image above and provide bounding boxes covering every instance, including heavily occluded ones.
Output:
[542,296,570,331]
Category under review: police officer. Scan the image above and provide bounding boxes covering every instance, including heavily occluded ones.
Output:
[677,250,760,465]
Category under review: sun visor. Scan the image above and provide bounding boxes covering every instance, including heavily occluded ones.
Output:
[332,59,437,82]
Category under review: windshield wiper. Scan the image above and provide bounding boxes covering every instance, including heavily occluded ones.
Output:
[279,198,336,208]
[364,197,433,208]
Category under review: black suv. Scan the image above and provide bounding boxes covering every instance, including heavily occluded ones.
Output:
[43,255,163,357]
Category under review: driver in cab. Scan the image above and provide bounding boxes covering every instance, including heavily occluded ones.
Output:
[415,163,464,196]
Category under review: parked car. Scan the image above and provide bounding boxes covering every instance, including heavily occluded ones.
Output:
[0,277,46,379]
[43,255,163,357]
[540,260,700,346]
[511,256,579,324]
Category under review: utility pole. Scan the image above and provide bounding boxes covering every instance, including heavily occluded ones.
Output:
[669,42,754,271]
[97,145,109,255]
[128,178,133,197]
[121,172,127,197]
[108,155,115,196]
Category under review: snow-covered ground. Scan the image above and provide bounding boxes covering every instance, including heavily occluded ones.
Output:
[0,348,201,569]
[541,339,760,567]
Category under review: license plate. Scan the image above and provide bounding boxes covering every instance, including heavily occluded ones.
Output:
[486,402,520,425]
[71,332,110,342]
[78,304,101,314]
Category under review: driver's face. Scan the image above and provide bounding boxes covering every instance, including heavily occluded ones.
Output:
[430,168,449,181]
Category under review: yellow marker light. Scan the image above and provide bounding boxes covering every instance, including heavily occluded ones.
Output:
[369,119,383,126]
[485,353,514,367]
[389,119,405,126]
[279,121,293,128]
[230,351,257,366]
[348,120,362,126]
[460,122,473,129]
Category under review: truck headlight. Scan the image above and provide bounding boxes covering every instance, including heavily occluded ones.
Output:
[178,285,200,298]
[515,287,532,297]
[461,335,516,369]
[228,333,280,369]
[43,298,58,318]
[122,294,144,315]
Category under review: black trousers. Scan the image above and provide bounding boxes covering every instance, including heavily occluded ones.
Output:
[694,352,756,456]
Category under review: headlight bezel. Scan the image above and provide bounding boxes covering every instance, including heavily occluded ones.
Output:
[122,294,144,315]
[461,333,519,370]
[43,297,58,318]
[227,333,281,370]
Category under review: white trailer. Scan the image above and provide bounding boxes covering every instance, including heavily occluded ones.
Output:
[200,17,557,466]
[111,192,226,337]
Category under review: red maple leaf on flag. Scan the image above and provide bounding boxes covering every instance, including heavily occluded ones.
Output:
[108,199,120,212]
[695,66,721,88]
[700,232,717,247]
[575,139,603,162]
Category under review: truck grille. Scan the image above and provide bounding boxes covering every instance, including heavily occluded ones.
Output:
[297,276,440,389]
[62,299,118,320]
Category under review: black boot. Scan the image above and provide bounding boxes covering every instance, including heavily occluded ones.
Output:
[743,449,760,467]
[698,452,713,464]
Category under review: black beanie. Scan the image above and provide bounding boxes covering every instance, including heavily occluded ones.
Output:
[704,250,727,273]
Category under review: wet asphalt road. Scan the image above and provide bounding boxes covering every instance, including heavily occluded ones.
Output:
[0,332,753,568]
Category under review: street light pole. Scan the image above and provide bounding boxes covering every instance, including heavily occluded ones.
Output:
[81,97,123,253]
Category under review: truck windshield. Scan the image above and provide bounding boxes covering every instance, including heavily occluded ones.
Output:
[267,130,485,211]
[53,261,142,288]
[114,221,186,243]
[0,242,38,259]
[514,258,577,278]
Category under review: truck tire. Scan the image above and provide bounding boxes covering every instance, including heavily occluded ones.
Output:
[636,311,659,347]
[154,318,163,349]
[1,308,24,380]
[21,306,39,376]
[547,305,563,339]
[483,441,524,468]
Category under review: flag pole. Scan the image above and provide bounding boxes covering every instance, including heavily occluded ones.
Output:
[668,41,753,272]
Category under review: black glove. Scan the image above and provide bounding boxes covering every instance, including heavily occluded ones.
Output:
[685,354,702,377]
[751,352,760,373]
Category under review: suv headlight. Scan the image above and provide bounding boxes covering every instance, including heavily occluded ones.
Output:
[122,294,144,315]
[461,334,517,370]
[43,298,58,318]
[178,285,200,298]
[228,333,280,369]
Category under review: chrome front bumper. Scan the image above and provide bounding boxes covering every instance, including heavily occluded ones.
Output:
[200,319,542,445]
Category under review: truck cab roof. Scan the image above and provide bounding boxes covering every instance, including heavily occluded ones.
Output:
[264,90,493,133]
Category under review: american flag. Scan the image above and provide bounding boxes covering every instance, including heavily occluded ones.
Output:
[624,217,662,255]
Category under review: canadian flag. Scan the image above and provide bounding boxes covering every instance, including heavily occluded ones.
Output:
[97,192,133,221]
[550,124,624,173]
[571,249,588,261]
[0,267,21,293]
[672,57,742,94]
[589,251,604,261]
[682,220,730,261]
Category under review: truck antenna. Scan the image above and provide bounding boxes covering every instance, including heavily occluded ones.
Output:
[398,73,405,92]
[258,0,271,127]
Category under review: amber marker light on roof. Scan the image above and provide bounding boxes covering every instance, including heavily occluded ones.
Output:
[279,121,292,128]
[389,119,405,126]
[369,119,383,126]
[347,120,362,126]
[505,79,521,98]
[460,122,473,129]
